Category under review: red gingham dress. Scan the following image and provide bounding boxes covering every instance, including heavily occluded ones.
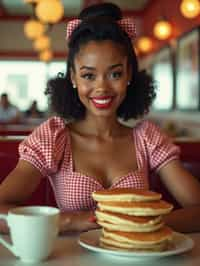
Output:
[19,116,180,212]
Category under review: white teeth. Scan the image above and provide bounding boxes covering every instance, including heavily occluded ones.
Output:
[93,98,112,104]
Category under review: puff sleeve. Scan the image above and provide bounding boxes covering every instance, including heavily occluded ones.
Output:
[141,120,180,172]
[19,116,66,177]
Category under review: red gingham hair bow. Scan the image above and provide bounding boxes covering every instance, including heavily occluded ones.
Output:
[66,17,136,40]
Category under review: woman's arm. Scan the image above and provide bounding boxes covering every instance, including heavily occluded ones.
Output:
[0,160,43,205]
[0,160,43,233]
[158,159,200,232]
[0,160,98,234]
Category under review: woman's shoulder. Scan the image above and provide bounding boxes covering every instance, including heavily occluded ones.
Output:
[23,115,70,146]
[19,116,70,176]
[35,115,67,135]
[134,119,161,135]
[42,115,66,127]
[120,119,160,138]
[133,119,169,148]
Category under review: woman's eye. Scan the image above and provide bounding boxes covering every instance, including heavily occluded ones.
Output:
[110,71,123,79]
[81,73,95,80]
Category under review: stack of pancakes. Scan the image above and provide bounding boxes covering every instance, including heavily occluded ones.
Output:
[92,188,174,252]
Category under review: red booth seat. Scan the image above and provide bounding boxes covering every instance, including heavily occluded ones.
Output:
[0,137,50,206]
[0,125,34,136]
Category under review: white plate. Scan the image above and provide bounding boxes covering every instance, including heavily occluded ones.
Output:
[78,229,194,261]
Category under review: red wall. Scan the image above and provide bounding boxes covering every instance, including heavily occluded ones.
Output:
[141,0,200,52]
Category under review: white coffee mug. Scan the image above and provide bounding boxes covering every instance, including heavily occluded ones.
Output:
[0,206,60,263]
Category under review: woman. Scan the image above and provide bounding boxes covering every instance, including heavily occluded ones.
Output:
[0,3,200,233]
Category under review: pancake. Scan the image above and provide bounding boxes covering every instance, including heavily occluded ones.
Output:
[102,226,174,245]
[95,209,163,232]
[100,236,170,251]
[92,188,161,202]
[95,209,162,225]
[98,200,173,216]
[97,220,164,232]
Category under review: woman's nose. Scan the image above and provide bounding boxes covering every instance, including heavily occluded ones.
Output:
[95,77,110,92]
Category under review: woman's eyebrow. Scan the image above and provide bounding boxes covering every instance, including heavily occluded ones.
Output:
[80,63,123,71]
[109,63,123,70]
[80,66,95,70]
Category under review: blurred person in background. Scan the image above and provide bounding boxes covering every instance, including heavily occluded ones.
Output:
[0,93,21,124]
[24,100,45,119]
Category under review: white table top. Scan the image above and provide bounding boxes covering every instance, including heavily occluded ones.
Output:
[0,232,199,266]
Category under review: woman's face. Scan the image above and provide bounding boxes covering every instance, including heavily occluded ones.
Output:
[71,40,132,119]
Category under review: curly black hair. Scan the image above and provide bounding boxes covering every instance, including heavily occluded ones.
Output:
[45,3,156,121]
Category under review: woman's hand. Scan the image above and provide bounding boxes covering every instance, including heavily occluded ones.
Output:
[59,210,100,233]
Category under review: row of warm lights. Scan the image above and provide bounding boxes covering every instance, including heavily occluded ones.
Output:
[136,0,200,54]
[23,0,200,57]
[23,0,64,62]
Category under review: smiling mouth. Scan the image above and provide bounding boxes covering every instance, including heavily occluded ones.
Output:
[91,97,114,109]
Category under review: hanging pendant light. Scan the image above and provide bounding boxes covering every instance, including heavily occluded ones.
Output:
[180,0,200,19]
[24,19,46,39]
[136,37,153,53]
[35,0,64,24]
[33,35,51,51]
[153,19,172,40]
[39,49,53,62]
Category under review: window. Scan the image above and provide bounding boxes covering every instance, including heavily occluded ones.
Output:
[0,60,66,111]
[176,28,200,110]
[151,47,174,110]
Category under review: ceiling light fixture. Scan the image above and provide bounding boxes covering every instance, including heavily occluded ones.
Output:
[136,37,153,53]
[35,0,64,24]
[153,18,172,40]
[39,49,53,62]
[33,35,51,51]
[24,19,46,39]
[180,0,200,18]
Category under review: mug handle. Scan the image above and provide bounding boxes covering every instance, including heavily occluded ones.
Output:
[0,214,17,256]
